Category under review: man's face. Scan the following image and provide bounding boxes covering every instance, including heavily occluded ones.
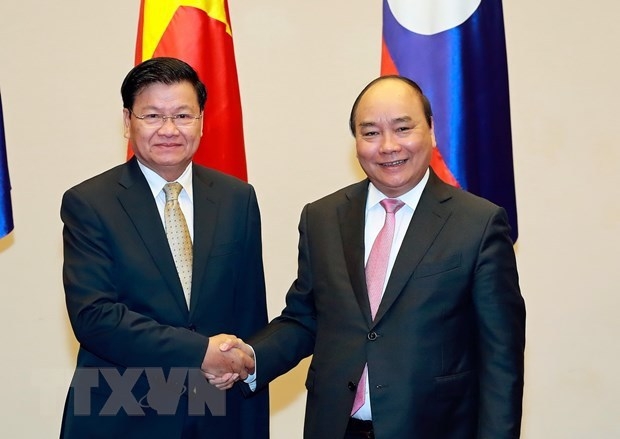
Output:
[353,79,436,198]
[123,81,203,181]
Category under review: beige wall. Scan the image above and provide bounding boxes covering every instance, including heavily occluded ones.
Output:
[1,0,619,437]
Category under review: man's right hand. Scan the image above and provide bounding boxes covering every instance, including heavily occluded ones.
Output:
[201,334,254,390]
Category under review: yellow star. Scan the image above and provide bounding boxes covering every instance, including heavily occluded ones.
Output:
[142,0,231,59]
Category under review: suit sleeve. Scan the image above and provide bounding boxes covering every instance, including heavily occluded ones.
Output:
[61,187,208,369]
[473,207,525,438]
[234,186,269,339]
[231,185,270,438]
[249,204,317,388]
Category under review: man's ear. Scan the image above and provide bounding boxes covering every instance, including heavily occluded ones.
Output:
[123,108,132,139]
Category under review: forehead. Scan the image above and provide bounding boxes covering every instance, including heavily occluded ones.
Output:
[356,79,424,118]
[133,81,199,108]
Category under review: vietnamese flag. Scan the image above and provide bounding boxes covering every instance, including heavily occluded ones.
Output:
[382,0,518,241]
[134,0,247,181]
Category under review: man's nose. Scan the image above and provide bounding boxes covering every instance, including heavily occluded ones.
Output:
[380,133,401,153]
[157,117,179,134]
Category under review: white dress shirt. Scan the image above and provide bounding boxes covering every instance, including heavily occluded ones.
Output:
[248,169,431,411]
[137,160,194,241]
[353,168,430,420]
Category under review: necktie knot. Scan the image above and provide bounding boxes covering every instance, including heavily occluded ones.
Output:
[163,182,183,202]
[380,198,404,214]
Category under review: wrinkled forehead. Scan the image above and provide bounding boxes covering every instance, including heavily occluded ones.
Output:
[356,81,425,121]
[360,78,422,105]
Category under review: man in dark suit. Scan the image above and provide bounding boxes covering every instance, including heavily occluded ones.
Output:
[217,75,525,438]
[59,57,268,438]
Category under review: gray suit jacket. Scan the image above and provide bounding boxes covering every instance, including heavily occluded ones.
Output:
[250,170,525,439]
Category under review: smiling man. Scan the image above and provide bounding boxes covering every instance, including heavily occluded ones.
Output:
[351,76,436,198]
[59,57,269,439]
[219,75,525,438]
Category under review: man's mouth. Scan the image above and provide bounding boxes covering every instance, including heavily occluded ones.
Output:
[380,159,407,167]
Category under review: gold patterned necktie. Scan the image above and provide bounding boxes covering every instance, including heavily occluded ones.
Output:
[163,182,193,307]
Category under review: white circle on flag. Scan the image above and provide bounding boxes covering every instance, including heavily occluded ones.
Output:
[387,0,481,35]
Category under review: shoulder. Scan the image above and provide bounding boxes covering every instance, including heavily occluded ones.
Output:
[192,164,259,211]
[419,173,515,241]
[193,164,253,193]
[63,162,130,200]
[307,180,368,209]
[427,172,501,216]
[425,175,515,243]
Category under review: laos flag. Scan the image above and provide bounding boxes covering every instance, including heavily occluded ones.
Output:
[382,0,518,241]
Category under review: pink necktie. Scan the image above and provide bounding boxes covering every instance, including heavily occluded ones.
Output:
[352,198,405,415]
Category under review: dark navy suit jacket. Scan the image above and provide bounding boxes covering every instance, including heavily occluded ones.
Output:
[250,170,525,439]
[60,157,269,438]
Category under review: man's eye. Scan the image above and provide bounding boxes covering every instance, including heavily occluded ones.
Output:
[175,114,192,120]
[361,131,378,137]
[395,126,412,132]
[144,114,162,120]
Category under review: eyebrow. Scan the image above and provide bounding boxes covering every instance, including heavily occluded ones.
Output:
[139,104,196,113]
[358,121,377,129]
[391,116,413,124]
[358,115,413,129]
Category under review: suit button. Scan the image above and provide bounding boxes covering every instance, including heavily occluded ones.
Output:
[188,324,196,332]
[348,381,357,391]
[367,331,378,341]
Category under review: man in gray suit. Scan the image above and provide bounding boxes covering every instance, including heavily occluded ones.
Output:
[217,75,525,438]
[60,57,268,438]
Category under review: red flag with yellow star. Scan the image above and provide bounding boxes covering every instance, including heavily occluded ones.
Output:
[133,0,247,180]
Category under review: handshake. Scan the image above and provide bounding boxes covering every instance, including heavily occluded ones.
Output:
[201,334,255,390]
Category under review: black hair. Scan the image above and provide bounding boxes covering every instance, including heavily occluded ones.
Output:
[120,57,207,111]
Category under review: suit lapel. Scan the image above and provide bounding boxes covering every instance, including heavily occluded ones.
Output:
[116,158,189,316]
[338,181,373,325]
[373,172,453,324]
[188,167,218,315]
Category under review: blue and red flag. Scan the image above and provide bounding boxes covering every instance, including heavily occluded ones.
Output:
[382,0,518,241]
[0,91,13,238]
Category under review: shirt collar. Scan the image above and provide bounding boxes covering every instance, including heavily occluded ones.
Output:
[366,168,430,212]
[136,160,194,202]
